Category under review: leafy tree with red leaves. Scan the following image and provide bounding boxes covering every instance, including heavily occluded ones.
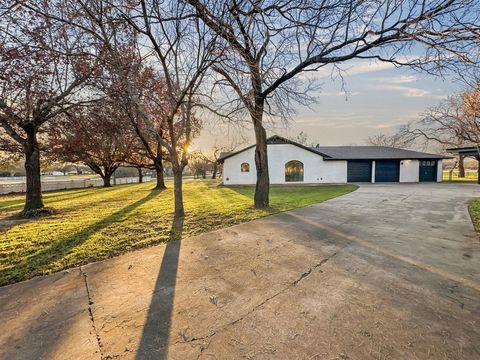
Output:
[47,98,137,187]
[0,2,93,214]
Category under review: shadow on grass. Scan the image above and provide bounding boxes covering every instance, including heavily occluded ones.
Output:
[0,190,163,286]
[223,183,328,200]
[0,186,139,214]
[136,214,184,359]
[222,185,254,196]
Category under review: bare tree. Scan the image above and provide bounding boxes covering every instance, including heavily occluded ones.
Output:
[0,2,93,214]
[293,131,311,146]
[405,82,480,176]
[188,153,210,179]
[194,140,242,179]
[287,131,320,147]
[26,0,218,217]
[117,2,217,216]
[187,0,480,208]
[367,129,417,149]
[368,120,468,176]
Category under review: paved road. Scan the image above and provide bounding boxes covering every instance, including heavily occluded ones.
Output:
[1,183,480,359]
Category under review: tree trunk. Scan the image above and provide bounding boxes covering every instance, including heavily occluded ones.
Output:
[252,105,269,209]
[212,162,217,179]
[102,175,112,187]
[458,154,465,178]
[172,166,185,217]
[137,167,143,183]
[23,127,44,212]
[154,158,166,190]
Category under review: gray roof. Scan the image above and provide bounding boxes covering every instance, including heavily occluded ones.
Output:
[312,146,448,160]
[217,135,448,162]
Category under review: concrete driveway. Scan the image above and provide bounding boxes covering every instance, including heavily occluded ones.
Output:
[1,183,480,360]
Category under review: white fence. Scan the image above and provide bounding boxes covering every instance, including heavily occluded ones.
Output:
[0,176,152,195]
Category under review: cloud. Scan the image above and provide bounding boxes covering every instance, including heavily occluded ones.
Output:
[399,86,431,97]
[301,60,396,80]
[320,91,360,96]
[342,62,396,76]
[379,75,418,84]
[373,83,435,97]
[295,108,423,132]
[372,111,420,129]
[371,75,448,98]
[296,112,381,129]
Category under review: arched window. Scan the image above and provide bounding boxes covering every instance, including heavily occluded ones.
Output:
[285,160,304,182]
[241,162,250,172]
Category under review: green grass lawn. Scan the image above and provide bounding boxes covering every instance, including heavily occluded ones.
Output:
[443,170,478,183]
[469,198,480,236]
[0,180,357,286]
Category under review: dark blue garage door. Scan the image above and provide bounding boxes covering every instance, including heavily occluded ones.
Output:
[375,160,400,182]
[347,161,372,182]
[419,160,437,181]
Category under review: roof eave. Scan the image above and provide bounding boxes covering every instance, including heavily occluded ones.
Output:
[323,156,451,161]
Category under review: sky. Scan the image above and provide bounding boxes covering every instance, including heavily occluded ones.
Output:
[192,60,464,151]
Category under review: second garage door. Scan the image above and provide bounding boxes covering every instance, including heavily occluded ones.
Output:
[375,160,400,182]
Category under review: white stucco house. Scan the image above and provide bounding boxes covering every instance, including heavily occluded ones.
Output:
[218,135,447,185]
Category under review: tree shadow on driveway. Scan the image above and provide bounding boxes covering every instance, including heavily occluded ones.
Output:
[0,269,98,360]
[135,214,184,359]
[0,190,163,286]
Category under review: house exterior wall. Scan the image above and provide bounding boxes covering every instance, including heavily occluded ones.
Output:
[222,143,444,185]
[223,147,257,184]
[399,160,420,182]
[437,160,443,182]
[371,161,376,183]
[222,144,347,185]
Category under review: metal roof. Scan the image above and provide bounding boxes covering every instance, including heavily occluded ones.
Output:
[217,135,449,162]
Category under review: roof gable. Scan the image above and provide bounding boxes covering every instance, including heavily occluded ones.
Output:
[217,135,330,163]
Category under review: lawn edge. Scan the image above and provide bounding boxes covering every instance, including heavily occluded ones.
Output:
[468,198,480,239]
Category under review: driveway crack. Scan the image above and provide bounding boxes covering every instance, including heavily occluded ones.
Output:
[80,266,105,360]
[178,252,337,350]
